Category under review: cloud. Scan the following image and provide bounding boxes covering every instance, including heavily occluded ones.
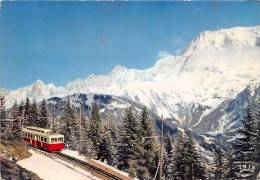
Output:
[172,37,184,44]
[175,49,182,55]
[157,51,171,58]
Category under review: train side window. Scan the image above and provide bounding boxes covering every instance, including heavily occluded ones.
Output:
[25,133,27,137]
[44,138,47,142]
[41,137,43,141]
[28,134,30,138]
[32,135,34,139]
[51,138,57,143]
[58,137,63,142]
[31,134,33,138]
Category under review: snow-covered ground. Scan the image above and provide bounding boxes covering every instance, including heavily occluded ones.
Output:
[92,160,138,180]
[17,149,101,180]
[62,149,136,180]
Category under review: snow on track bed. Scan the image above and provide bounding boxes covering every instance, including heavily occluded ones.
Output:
[53,152,131,180]
[17,149,100,180]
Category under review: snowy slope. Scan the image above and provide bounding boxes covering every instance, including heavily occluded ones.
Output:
[4,25,260,128]
[17,150,101,180]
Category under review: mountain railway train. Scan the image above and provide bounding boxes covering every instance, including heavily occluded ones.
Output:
[22,126,64,151]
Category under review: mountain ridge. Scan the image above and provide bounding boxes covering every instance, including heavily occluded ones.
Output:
[3,25,260,130]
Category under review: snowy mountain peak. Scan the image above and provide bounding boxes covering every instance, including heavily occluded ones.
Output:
[184,25,260,55]
[0,88,9,95]
[33,79,45,87]
[109,65,127,76]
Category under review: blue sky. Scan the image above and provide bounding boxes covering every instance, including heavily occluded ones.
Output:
[1,1,260,90]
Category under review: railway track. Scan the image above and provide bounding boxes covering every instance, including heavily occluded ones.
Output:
[53,152,125,180]
[28,146,131,180]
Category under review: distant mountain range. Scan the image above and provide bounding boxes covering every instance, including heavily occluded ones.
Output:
[2,25,260,140]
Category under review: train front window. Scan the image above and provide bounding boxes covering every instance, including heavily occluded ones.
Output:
[58,137,63,142]
[51,138,57,143]
[41,137,43,141]
[44,138,47,142]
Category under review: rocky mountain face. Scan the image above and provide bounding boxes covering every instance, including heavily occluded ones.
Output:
[193,85,260,137]
[3,25,260,140]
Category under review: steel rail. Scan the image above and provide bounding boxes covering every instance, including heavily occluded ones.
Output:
[53,152,124,180]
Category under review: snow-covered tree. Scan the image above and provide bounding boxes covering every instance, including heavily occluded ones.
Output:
[89,103,103,159]
[164,131,174,180]
[253,102,260,177]
[129,107,159,179]
[225,146,237,179]
[0,94,7,132]
[60,96,79,150]
[11,102,22,139]
[117,107,139,172]
[29,99,40,126]
[168,132,205,180]
[210,143,227,179]
[233,107,257,179]
[24,97,31,126]
[80,109,96,158]
[39,99,50,128]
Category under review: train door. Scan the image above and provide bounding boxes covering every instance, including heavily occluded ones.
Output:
[35,135,39,146]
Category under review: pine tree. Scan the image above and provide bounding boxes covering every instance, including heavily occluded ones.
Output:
[185,132,206,180]
[89,103,103,159]
[11,102,22,139]
[129,107,159,179]
[164,131,173,156]
[100,125,115,165]
[233,107,257,179]
[210,143,226,179]
[253,102,260,178]
[60,96,79,150]
[225,146,237,179]
[106,119,118,166]
[24,97,31,126]
[117,107,139,171]
[0,94,7,132]
[39,99,50,128]
[164,131,174,180]
[80,110,96,158]
[169,131,205,180]
[170,132,186,179]
[18,100,25,116]
[28,99,40,126]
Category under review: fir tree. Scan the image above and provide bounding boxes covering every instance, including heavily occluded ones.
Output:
[100,125,114,165]
[0,94,7,132]
[39,99,50,128]
[60,96,79,150]
[170,132,186,179]
[169,132,205,180]
[253,102,260,178]
[210,143,227,179]
[117,107,139,171]
[225,146,237,179]
[164,131,173,156]
[80,107,96,158]
[164,131,174,180]
[24,97,31,126]
[11,102,22,139]
[185,132,206,180]
[89,103,103,159]
[129,107,159,179]
[233,107,257,179]
[29,99,40,126]
[18,100,25,116]
[106,119,118,166]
